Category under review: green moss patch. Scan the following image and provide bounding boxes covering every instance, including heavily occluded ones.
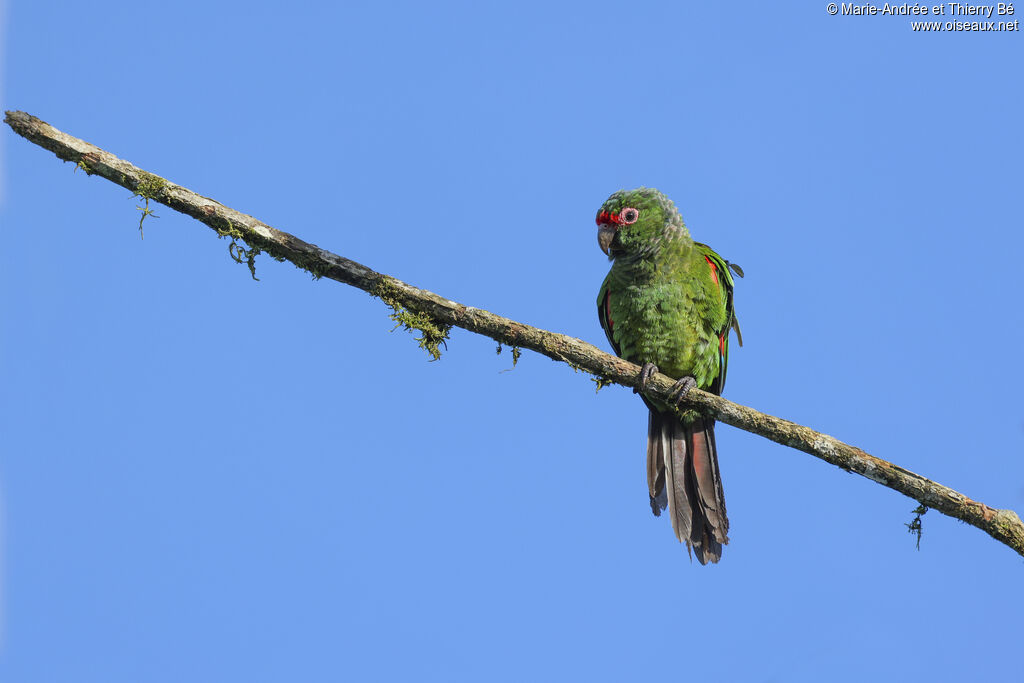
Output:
[373,277,451,361]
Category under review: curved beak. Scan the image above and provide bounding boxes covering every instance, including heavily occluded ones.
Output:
[598,223,617,256]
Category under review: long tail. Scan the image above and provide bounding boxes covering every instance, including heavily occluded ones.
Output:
[647,411,729,564]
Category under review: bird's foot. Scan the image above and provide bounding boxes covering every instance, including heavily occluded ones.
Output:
[668,376,697,407]
[634,363,659,395]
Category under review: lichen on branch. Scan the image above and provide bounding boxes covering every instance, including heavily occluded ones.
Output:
[373,277,451,361]
[132,171,167,239]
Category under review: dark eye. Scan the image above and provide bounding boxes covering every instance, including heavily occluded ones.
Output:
[620,208,639,224]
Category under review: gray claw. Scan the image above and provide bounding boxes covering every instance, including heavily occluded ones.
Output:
[668,376,697,406]
[634,363,659,395]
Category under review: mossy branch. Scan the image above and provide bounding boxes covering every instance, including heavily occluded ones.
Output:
[7,109,1023,559]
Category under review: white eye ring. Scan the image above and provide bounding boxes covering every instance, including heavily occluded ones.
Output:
[620,207,639,224]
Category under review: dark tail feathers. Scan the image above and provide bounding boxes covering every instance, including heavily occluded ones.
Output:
[646,411,729,564]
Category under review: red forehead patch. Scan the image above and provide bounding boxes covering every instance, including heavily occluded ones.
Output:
[596,210,623,226]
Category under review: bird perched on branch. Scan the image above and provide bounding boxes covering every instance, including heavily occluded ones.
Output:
[596,188,743,564]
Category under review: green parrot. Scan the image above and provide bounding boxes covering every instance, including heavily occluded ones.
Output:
[596,187,742,564]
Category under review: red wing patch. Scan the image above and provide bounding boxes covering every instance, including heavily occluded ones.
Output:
[705,255,719,286]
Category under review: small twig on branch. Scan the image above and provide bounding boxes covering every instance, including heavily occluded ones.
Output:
[6,109,1023,559]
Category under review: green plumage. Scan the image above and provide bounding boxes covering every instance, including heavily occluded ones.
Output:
[596,188,741,564]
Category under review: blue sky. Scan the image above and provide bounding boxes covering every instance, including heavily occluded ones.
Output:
[2,2,1022,681]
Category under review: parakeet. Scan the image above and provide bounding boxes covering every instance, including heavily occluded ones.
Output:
[596,188,742,564]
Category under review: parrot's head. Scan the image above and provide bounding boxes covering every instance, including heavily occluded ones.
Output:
[595,187,686,260]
